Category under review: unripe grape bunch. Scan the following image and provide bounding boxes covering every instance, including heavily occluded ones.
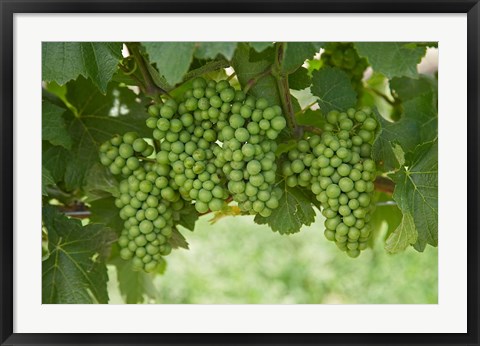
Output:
[281,107,377,257]
[99,76,378,272]
[99,77,288,272]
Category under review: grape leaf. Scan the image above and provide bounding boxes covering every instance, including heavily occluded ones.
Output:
[249,42,273,52]
[254,184,318,234]
[42,206,115,304]
[42,99,72,149]
[84,163,119,202]
[392,143,406,167]
[281,42,324,74]
[143,42,195,86]
[402,91,437,145]
[296,109,325,129]
[195,42,238,60]
[391,76,438,126]
[176,203,199,231]
[113,258,158,304]
[390,75,437,101]
[42,143,69,183]
[62,77,150,190]
[169,228,189,250]
[143,61,172,92]
[232,43,280,105]
[288,67,311,90]
[249,46,275,63]
[42,167,56,195]
[372,114,420,171]
[372,86,437,172]
[385,212,418,253]
[311,67,357,113]
[354,42,426,79]
[391,139,438,251]
[42,42,123,93]
[90,196,124,235]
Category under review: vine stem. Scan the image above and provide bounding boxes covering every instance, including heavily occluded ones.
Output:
[273,43,302,138]
[226,71,237,81]
[301,125,322,136]
[243,66,272,94]
[295,100,318,116]
[374,176,395,195]
[365,87,396,106]
[153,140,161,153]
[125,43,166,99]
[62,197,236,219]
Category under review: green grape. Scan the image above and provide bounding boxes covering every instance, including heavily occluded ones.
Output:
[101,76,292,272]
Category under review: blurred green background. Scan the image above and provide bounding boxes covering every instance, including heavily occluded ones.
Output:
[107,212,437,304]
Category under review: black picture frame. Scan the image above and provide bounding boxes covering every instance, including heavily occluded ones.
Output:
[1,1,479,345]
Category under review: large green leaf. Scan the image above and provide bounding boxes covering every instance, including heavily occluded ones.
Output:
[90,196,124,235]
[42,42,123,93]
[84,163,119,202]
[390,75,437,101]
[372,80,437,172]
[254,184,318,234]
[42,167,55,196]
[400,88,437,145]
[372,114,420,172]
[195,42,238,60]
[296,109,325,129]
[113,258,158,304]
[42,142,69,183]
[42,206,115,303]
[42,99,72,149]
[288,67,311,90]
[385,212,418,253]
[176,203,199,232]
[311,66,357,113]
[249,42,274,52]
[354,42,426,79]
[391,140,438,251]
[232,43,280,105]
[63,77,150,189]
[390,75,438,145]
[281,42,323,74]
[169,228,190,250]
[142,42,195,86]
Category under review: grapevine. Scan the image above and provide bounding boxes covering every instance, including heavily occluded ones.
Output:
[99,76,378,271]
[41,41,438,303]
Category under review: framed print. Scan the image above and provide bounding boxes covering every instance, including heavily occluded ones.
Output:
[1,0,479,345]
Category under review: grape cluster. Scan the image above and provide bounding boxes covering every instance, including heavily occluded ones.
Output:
[99,132,153,176]
[281,107,377,257]
[146,79,232,214]
[214,93,286,217]
[100,77,289,272]
[320,43,368,92]
[145,77,286,217]
[99,73,377,267]
[114,162,185,272]
[100,132,184,272]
